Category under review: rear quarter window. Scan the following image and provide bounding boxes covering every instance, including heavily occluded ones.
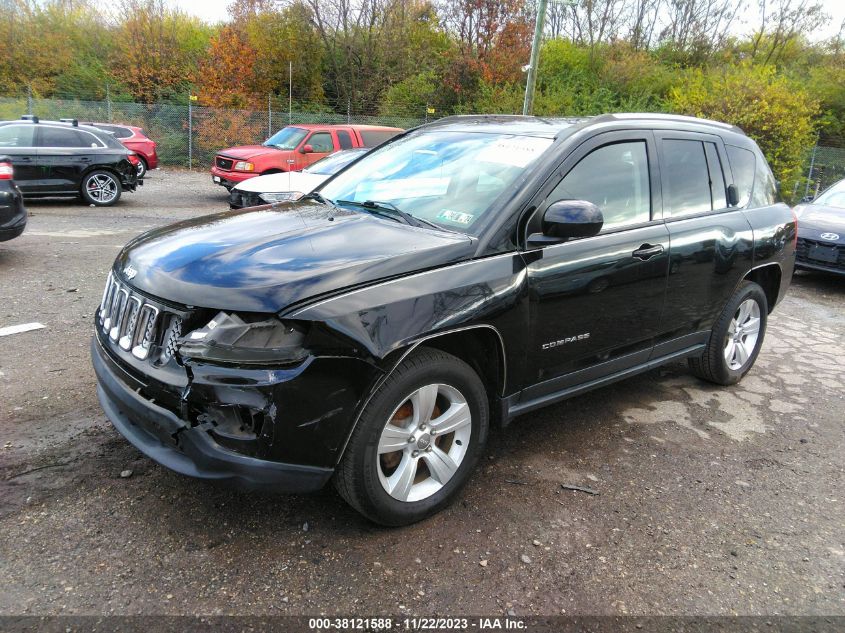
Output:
[725,145,755,207]
[359,129,399,147]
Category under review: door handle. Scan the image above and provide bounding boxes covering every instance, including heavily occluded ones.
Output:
[632,244,664,260]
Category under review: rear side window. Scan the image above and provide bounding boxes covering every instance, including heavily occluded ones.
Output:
[661,139,712,217]
[110,126,133,139]
[548,140,651,232]
[336,130,353,150]
[725,145,755,207]
[40,127,86,147]
[359,129,399,147]
[751,153,777,207]
[0,125,35,147]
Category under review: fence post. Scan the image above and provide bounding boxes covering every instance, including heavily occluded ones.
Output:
[268,94,272,137]
[27,85,33,115]
[347,98,351,124]
[106,84,112,122]
[804,139,819,199]
[188,99,193,170]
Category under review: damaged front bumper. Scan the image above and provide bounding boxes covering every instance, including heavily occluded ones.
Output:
[91,335,334,492]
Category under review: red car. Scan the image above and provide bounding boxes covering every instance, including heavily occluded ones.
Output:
[211,123,402,190]
[85,123,158,178]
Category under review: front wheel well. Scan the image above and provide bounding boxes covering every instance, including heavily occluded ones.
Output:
[743,264,782,313]
[261,168,284,175]
[413,327,506,415]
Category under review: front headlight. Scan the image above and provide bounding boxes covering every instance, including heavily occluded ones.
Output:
[259,191,304,203]
[234,161,255,171]
[178,312,308,365]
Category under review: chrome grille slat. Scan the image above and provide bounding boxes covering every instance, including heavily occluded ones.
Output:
[97,274,177,364]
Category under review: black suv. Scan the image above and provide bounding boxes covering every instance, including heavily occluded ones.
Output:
[92,114,796,525]
[0,116,139,206]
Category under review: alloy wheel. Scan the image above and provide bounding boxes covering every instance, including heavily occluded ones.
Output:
[86,173,118,204]
[377,383,472,502]
[724,298,761,370]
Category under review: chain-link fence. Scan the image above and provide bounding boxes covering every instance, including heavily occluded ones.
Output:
[0,96,429,169]
[799,139,845,199]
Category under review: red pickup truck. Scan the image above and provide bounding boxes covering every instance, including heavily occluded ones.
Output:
[211,123,403,190]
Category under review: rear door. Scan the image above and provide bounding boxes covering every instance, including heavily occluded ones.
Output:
[653,131,754,356]
[0,125,38,190]
[520,131,670,398]
[36,125,103,193]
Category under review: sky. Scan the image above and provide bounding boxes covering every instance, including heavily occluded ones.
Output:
[166,0,845,41]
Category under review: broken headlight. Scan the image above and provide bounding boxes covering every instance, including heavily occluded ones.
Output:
[177,312,308,365]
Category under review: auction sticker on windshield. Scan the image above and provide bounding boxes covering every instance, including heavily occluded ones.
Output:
[437,209,474,225]
[477,136,551,168]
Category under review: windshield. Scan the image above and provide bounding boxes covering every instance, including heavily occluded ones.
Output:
[305,149,367,175]
[264,126,308,150]
[813,181,845,209]
[319,131,553,233]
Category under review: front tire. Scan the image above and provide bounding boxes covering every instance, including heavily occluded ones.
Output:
[334,348,489,526]
[689,281,768,385]
[81,170,122,206]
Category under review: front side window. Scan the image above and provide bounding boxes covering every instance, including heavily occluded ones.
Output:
[0,125,35,147]
[662,139,712,217]
[320,130,554,234]
[547,141,651,232]
[264,126,308,150]
[307,132,333,153]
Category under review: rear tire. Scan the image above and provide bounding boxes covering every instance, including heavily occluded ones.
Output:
[689,281,768,385]
[136,157,148,179]
[81,170,122,206]
[334,347,489,526]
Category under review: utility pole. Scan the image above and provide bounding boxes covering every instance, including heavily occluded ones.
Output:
[288,61,292,124]
[523,0,549,116]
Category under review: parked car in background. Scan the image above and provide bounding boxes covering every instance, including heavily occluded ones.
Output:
[93,114,795,526]
[84,122,158,178]
[211,124,402,190]
[793,178,845,275]
[0,116,139,206]
[229,148,368,209]
[0,155,26,241]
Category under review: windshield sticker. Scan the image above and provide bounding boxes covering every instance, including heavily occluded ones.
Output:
[438,209,474,225]
[477,136,551,168]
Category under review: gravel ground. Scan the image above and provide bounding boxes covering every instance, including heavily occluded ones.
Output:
[0,169,843,617]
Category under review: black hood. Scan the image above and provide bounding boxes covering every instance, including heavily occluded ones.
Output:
[796,204,845,243]
[116,203,474,313]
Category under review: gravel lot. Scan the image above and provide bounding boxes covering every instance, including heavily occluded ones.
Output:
[0,169,843,617]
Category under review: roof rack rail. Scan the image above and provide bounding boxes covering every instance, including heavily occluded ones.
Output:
[20,114,39,123]
[59,118,79,126]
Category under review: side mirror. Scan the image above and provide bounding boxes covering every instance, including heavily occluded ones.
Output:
[727,184,740,207]
[527,200,603,248]
[301,144,314,154]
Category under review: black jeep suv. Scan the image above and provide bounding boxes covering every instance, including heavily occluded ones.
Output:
[0,116,138,206]
[92,114,796,525]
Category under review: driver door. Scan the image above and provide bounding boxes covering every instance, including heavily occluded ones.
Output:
[521,131,670,397]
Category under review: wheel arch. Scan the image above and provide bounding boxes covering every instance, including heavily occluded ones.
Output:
[743,263,782,313]
[334,324,508,466]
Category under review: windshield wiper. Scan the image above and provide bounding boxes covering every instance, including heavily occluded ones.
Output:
[300,191,333,206]
[335,199,441,230]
